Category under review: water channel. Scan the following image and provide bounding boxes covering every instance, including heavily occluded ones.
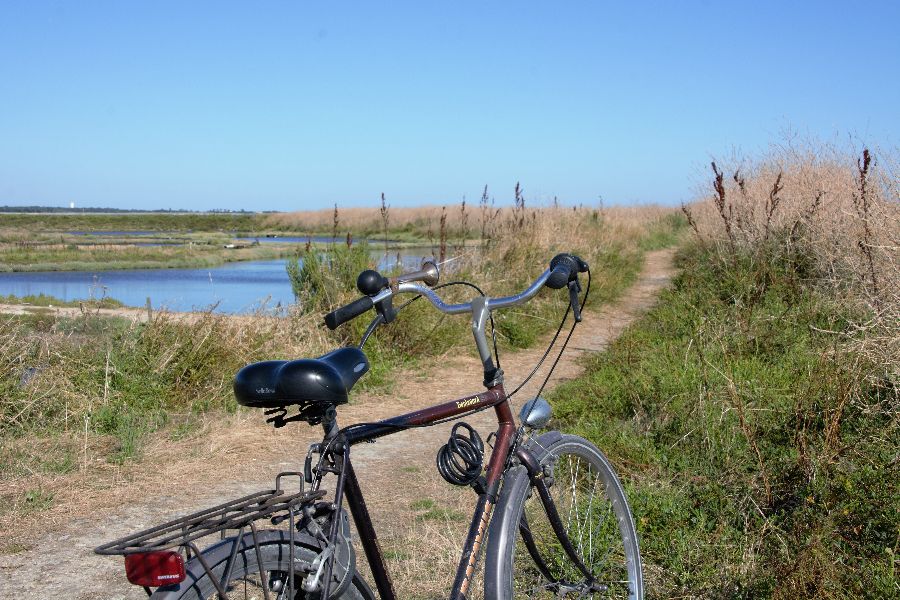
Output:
[0,249,435,314]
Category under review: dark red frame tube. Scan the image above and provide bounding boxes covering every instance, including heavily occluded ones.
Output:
[344,385,506,446]
[339,384,515,599]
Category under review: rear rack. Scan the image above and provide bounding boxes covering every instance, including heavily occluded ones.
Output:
[95,474,326,556]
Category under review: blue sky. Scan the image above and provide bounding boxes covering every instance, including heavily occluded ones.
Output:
[1,1,897,211]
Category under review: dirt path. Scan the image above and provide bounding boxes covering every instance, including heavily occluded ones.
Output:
[0,249,676,599]
[0,302,222,323]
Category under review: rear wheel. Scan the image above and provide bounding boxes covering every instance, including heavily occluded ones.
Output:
[152,531,374,600]
[485,433,643,599]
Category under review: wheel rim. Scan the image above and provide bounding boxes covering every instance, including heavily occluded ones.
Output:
[512,448,636,599]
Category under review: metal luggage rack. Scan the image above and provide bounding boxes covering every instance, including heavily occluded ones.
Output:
[96,473,326,556]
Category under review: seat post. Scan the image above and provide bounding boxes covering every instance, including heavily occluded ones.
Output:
[322,408,339,441]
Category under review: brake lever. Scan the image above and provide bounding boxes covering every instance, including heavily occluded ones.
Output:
[567,279,582,323]
[375,296,397,324]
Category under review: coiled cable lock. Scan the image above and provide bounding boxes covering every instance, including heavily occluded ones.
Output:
[436,422,484,486]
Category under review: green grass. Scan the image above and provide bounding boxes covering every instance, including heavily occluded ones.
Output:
[0,443,77,478]
[0,293,126,308]
[548,243,899,599]
[638,212,687,251]
[0,212,265,232]
[0,542,29,555]
[409,497,466,521]
[0,241,290,272]
[20,488,54,513]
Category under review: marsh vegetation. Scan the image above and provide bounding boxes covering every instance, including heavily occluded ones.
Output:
[553,142,899,597]
[0,198,682,530]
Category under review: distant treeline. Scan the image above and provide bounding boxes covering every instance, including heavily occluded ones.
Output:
[0,206,262,214]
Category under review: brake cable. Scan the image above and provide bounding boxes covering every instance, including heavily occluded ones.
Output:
[345,267,591,438]
[506,267,591,401]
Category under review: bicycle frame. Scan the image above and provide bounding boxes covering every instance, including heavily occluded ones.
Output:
[321,382,515,600]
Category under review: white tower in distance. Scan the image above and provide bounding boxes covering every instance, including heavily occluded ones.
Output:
[69,202,75,209]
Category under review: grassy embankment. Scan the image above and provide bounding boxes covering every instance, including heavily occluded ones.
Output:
[0,201,683,533]
[1,191,640,274]
[0,293,125,309]
[0,203,494,274]
[1,212,289,273]
[550,144,898,598]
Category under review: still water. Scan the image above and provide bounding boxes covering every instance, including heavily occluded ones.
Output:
[0,250,434,314]
[68,231,384,246]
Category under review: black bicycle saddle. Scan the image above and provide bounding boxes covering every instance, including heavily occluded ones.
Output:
[233,347,370,411]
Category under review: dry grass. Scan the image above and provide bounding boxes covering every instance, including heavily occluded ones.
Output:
[0,201,684,596]
[269,204,481,234]
[267,195,677,243]
[681,140,900,382]
[0,305,338,505]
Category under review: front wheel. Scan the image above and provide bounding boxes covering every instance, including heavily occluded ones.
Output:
[485,432,643,599]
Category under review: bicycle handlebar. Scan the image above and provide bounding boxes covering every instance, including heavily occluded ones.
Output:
[324,295,374,330]
[324,254,587,330]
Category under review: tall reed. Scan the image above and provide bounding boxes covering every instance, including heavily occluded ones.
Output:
[682,141,899,380]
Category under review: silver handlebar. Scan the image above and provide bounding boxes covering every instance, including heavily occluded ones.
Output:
[395,268,555,383]
[395,268,553,315]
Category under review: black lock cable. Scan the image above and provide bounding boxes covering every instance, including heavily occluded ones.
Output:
[436,422,485,486]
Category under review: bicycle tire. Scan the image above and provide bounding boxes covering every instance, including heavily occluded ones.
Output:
[151,529,375,600]
[484,432,643,599]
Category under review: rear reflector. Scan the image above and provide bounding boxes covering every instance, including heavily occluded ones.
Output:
[124,551,186,587]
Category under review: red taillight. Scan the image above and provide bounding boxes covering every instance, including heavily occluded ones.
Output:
[124,551,186,587]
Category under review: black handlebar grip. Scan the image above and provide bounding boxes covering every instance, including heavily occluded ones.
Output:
[545,253,580,289]
[545,266,571,289]
[324,296,374,330]
[572,255,589,273]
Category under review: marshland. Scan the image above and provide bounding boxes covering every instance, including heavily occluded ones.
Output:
[2,2,899,598]
[2,146,898,597]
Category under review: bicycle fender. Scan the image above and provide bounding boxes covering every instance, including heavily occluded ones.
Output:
[484,430,564,598]
[484,463,529,598]
[151,529,352,599]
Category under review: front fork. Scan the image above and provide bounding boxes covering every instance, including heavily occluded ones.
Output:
[514,445,597,586]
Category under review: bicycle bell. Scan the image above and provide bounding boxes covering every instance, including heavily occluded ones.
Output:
[396,260,440,287]
[519,397,552,429]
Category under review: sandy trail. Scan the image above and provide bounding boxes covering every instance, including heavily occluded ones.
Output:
[0,302,245,324]
[0,249,675,599]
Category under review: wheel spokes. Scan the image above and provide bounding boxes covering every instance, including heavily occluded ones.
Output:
[514,451,633,599]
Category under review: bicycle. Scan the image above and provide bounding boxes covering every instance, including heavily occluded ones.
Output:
[96,253,644,599]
